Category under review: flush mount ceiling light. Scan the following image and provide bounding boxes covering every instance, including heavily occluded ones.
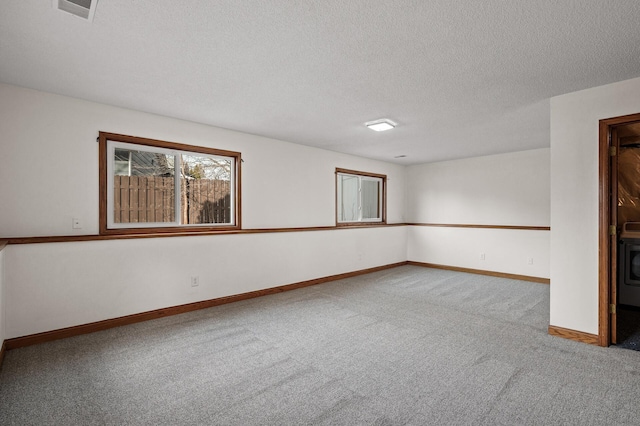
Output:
[53,0,98,21]
[365,118,397,132]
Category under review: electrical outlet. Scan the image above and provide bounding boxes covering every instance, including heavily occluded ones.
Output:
[480,253,486,261]
[72,218,82,229]
[190,276,199,287]
[527,257,534,265]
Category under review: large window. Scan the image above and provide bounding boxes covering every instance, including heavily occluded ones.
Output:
[336,168,386,224]
[99,132,241,235]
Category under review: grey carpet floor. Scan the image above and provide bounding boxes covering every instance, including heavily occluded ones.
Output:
[1,265,640,425]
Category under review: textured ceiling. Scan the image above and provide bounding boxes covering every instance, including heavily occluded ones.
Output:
[2,1,640,164]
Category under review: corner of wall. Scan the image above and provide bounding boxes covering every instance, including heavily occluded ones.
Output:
[0,246,6,368]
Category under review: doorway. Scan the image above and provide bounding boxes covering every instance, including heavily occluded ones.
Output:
[599,113,640,346]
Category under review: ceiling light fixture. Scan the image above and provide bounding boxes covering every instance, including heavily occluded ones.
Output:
[365,118,397,132]
[53,0,98,21]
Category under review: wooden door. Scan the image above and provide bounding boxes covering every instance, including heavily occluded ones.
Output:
[598,115,640,346]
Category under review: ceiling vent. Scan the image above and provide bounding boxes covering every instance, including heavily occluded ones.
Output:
[53,0,98,22]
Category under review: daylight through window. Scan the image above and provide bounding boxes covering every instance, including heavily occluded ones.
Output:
[99,132,241,234]
[336,168,386,224]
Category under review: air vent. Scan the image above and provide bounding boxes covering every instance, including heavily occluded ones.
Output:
[54,0,98,21]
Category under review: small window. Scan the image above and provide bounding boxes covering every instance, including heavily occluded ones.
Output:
[336,168,386,224]
[99,132,241,235]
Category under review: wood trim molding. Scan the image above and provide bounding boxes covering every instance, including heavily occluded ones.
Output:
[598,112,640,347]
[599,112,640,127]
[548,325,600,346]
[335,167,387,226]
[3,223,407,245]
[335,167,387,180]
[98,131,242,236]
[4,262,407,350]
[408,223,550,231]
[599,118,613,347]
[407,261,550,284]
[2,223,552,245]
[0,340,6,370]
[0,240,7,251]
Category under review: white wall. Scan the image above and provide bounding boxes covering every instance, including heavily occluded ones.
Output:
[406,149,551,278]
[550,76,640,335]
[0,83,406,338]
[0,84,405,236]
[5,227,406,338]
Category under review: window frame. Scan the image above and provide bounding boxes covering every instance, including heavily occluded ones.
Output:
[99,132,241,235]
[335,168,386,226]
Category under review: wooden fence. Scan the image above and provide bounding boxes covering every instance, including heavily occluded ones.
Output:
[114,176,231,224]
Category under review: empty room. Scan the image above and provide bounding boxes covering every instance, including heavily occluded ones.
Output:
[2,1,640,424]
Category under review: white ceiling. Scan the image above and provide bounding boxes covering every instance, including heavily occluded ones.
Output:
[2,1,640,165]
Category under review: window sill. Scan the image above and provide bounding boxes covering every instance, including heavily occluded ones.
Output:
[336,221,386,227]
[99,224,241,236]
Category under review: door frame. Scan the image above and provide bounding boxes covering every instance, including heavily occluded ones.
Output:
[599,112,640,346]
